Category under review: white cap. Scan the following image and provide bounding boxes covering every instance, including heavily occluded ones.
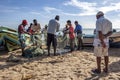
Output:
[96,11,104,16]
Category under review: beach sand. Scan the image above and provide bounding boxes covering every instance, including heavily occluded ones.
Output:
[0,47,120,80]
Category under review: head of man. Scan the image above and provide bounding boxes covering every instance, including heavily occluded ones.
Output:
[30,23,33,27]
[33,19,37,25]
[96,11,104,19]
[55,15,60,21]
[22,20,28,26]
[74,21,78,25]
[45,25,48,29]
[67,20,71,26]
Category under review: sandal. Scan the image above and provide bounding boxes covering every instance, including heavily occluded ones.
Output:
[103,68,108,73]
[91,69,101,74]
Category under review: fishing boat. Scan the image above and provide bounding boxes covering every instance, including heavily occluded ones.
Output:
[109,31,120,47]
[82,31,120,47]
[0,26,31,51]
[82,34,94,46]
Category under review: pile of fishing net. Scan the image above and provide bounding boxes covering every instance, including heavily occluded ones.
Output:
[22,46,45,58]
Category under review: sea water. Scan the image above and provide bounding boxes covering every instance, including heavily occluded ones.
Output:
[83,28,120,35]
[83,28,94,35]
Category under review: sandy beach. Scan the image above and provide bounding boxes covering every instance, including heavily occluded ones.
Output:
[0,47,120,80]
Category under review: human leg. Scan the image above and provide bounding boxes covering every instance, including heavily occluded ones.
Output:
[79,37,83,49]
[47,33,52,56]
[70,38,74,52]
[96,57,101,72]
[20,39,26,56]
[102,47,109,73]
[52,35,57,56]
[19,34,26,56]
[92,47,102,73]
[104,56,109,73]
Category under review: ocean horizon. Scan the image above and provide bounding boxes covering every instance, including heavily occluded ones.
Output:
[83,28,120,35]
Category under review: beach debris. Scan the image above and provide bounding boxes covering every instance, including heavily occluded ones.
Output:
[6,54,21,62]
[21,73,35,80]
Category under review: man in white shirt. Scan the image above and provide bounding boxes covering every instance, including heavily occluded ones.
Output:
[31,19,41,34]
[47,15,60,56]
[93,11,112,73]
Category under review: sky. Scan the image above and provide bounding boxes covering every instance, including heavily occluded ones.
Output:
[0,0,120,29]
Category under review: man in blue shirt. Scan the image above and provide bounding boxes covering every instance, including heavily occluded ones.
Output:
[74,21,83,50]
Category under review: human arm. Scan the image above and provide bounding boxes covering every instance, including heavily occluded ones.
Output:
[96,21,106,48]
[98,31,106,48]
[36,24,41,33]
[56,23,60,32]
[104,31,112,38]
[19,25,29,34]
[74,25,82,34]
[104,22,113,38]
[74,26,77,33]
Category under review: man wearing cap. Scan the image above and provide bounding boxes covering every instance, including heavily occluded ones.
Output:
[18,20,29,55]
[47,15,60,56]
[93,11,112,73]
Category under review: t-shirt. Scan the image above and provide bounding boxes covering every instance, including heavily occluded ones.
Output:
[31,23,41,34]
[95,16,112,39]
[69,25,75,39]
[47,19,60,35]
[74,24,82,34]
[18,24,25,34]
[93,16,112,47]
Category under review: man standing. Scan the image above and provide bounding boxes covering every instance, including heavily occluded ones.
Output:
[31,19,41,46]
[18,20,29,55]
[42,25,48,42]
[74,21,83,50]
[62,24,70,48]
[67,20,75,52]
[47,15,60,56]
[93,11,112,73]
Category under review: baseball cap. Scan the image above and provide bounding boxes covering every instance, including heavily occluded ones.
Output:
[96,11,104,16]
[22,20,28,25]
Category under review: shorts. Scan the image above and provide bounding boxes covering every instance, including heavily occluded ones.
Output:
[77,33,83,39]
[19,34,26,48]
[94,47,108,57]
[47,33,57,47]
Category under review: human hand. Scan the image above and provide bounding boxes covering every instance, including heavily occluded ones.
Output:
[101,41,106,48]
[103,35,107,39]
[28,32,31,35]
